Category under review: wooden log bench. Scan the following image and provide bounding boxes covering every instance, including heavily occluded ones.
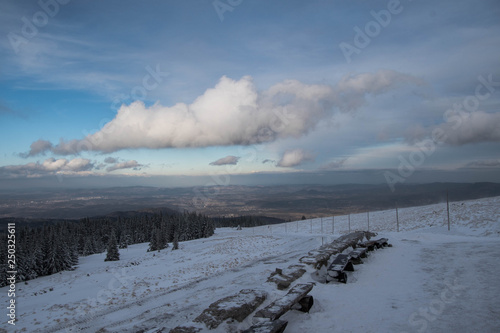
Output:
[299,231,375,269]
[359,237,389,251]
[326,254,354,283]
[241,319,288,333]
[267,265,306,290]
[348,247,368,265]
[192,289,267,329]
[169,326,202,333]
[375,238,392,249]
[253,283,314,322]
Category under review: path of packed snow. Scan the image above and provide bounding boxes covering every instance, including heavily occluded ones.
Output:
[1,196,499,332]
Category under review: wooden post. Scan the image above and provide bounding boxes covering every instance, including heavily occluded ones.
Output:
[396,203,399,232]
[367,211,370,231]
[447,191,450,231]
[332,216,335,234]
[348,214,351,233]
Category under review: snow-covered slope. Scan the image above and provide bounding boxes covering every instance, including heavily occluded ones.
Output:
[2,196,500,332]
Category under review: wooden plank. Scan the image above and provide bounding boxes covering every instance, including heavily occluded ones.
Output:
[193,289,267,329]
[375,238,389,248]
[349,247,367,264]
[169,326,202,333]
[327,254,355,283]
[328,254,351,272]
[359,240,376,251]
[241,319,288,333]
[267,265,306,290]
[254,283,314,321]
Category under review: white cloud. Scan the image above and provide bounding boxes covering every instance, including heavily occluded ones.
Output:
[438,111,500,146]
[277,149,314,167]
[20,139,53,157]
[0,158,94,178]
[209,156,240,166]
[334,70,424,111]
[106,160,142,172]
[65,158,94,172]
[24,71,421,155]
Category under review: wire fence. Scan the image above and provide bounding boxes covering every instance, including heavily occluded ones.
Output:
[249,199,465,236]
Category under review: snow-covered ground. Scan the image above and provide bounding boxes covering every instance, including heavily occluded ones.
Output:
[2,196,500,332]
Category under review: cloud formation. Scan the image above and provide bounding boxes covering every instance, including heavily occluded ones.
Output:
[0,158,93,178]
[104,157,118,164]
[106,160,143,172]
[20,139,53,157]
[277,149,314,167]
[464,159,500,168]
[439,111,500,146]
[335,70,424,111]
[22,71,420,156]
[321,158,348,170]
[209,155,240,166]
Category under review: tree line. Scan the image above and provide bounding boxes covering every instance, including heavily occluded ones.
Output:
[212,215,285,228]
[0,211,215,287]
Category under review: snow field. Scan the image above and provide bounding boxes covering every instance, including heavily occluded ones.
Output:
[1,195,499,332]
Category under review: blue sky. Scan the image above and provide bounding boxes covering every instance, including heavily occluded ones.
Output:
[1,0,499,188]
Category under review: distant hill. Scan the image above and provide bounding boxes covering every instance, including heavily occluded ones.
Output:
[0,182,499,221]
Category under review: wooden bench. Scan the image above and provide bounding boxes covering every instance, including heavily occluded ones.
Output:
[253,283,314,321]
[326,254,354,283]
[348,247,367,265]
[299,231,375,270]
[374,237,389,248]
[267,265,306,290]
[359,237,389,251]
[192,289,267,329]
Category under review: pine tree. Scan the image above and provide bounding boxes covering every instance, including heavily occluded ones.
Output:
[148,227,159,252]
[104,231,120,261]
[172,232,179,250]
[0,234,8,287]
[118,233,129,249]
[159,222,169,250]
[83,237,95,256]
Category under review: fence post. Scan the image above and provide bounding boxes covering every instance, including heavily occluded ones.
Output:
[332,216,335,234]
[367,211,370,231]
[396,203,399,232]
[447,191,450,231]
